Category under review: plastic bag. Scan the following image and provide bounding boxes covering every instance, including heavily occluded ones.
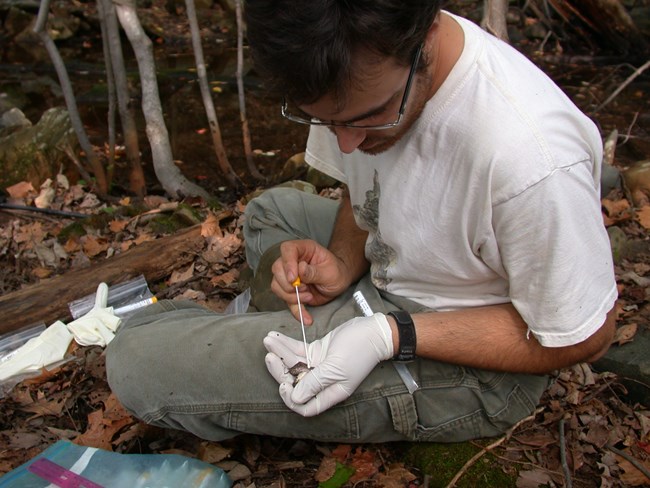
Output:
[68,275,154,320]
[0,440,231,488]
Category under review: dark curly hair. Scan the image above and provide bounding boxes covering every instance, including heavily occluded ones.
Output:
[244,0,442,105]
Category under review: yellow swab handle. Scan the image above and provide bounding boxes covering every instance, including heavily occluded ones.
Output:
[292,277,301,287]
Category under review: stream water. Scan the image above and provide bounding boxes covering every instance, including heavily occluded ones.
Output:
[1,30,309,199]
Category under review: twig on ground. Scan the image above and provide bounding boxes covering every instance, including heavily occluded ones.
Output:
[155,270,208,299]
[559,417,573,488]
[445,407,544,488]
[606,444,650,481]
[595,60,650,112]
[620,112,640,145]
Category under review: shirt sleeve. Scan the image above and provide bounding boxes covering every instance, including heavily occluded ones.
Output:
[493,160,617,347]
[304,126,348,184]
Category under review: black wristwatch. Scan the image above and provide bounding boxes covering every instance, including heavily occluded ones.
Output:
[387,310,417,362]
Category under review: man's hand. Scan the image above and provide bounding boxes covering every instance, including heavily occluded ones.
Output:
[271,239,353,324]
[263,313,394,416]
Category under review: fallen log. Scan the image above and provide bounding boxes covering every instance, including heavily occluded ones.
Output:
[0,224,205,335]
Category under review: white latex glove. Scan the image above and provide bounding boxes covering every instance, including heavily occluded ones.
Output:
[67,283,121,346]
[0,321,73,382]
[263,313,394,417]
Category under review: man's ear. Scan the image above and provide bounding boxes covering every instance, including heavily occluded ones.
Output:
[424,13,441,48]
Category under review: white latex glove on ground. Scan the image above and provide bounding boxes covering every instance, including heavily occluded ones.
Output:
[0,321,73,381]
[67,283,121,346]
[263,313,394,417]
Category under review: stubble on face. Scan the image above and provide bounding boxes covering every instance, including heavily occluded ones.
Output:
[356,73,432,156]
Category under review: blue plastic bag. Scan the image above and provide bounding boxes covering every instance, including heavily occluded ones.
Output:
[0,440,231,488]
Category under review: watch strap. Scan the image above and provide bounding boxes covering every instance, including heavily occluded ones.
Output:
[387,310,416,362]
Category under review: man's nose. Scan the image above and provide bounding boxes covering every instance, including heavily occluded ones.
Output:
[332,126,367,154]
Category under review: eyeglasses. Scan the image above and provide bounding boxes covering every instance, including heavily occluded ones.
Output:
[281,44,423,130]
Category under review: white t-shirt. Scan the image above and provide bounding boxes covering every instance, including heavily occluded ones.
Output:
[305,13,617,347]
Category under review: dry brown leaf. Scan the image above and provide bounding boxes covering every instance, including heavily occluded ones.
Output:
[331,444,352,462]
[636,205,650,230]
[201,212,223,238]
[177,289,205,301]
[2,431,43,450]
[134,232,155,245]
[14,222,45,245]
[168,263,195,285]
[314,456,337,482]
[109,219,129,233]
[82,235,109,257]
[6,181,36,199]
[210,269,239,287]
[602,198,631,224]
[613,323,638,346]
[198,442,232,464]
[62,237,80,253]
[374,463,417,488]
[616,454,650,486]
[74,408,133,451]
[31,267,52,279]
[349,447,378,482]
[120,240,134,252]
[513,433,557,448]
[516,468,553,487]
[205,232,242,259]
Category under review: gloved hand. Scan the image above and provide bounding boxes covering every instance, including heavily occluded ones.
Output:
[67,283,121,346]
[0,321,73,382]
[263,313,394,417]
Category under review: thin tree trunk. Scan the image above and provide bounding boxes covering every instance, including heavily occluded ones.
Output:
[235,0,264,181]
[185,0,243,189]
[97,0,117,187]
[482,0,510,42]
[33,0,108,196]
[114,0,210,199]
[102,0,147,197]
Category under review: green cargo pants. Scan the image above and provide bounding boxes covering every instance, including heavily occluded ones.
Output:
[106,188,549,443]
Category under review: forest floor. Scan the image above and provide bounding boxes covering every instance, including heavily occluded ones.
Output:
[1,0,650,486]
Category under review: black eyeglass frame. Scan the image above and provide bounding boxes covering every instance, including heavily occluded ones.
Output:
[281,44,423,130]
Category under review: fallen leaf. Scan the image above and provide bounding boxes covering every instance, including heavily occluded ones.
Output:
[349,447,378,482]
[109,220,129,233]
[613,323,638,345]
[198,442,232,464]
[6,181,36,199]
[177,289,205,301]
[516,468,553,487]
[315,456,337,482]
[318,462,355,488]
[636,205,650,230]
[616,453,650,486]
[210,269,239,286]
[201,212,223,238]
[374,463,418,488]
[35,179,55,209]
[134,233,155,245]
[31,267,52,279]
[82,235,109,258]
[168,263,195,285]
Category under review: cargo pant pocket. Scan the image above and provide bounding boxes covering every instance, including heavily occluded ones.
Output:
[386,371,548,443]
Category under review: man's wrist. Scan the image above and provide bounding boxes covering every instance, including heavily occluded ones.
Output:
[387,310,417,362]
